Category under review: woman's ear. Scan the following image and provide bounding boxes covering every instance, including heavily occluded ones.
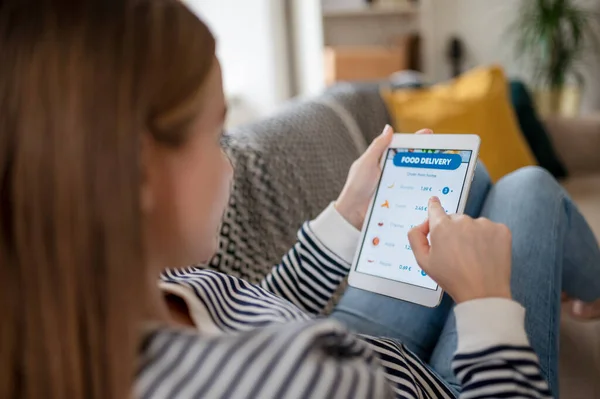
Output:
[140,134,156,214]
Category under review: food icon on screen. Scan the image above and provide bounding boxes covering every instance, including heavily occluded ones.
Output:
[372,237,380,247]
[381,200,390,209]
[377,221,384,227]
[387,182,395,189]
[367,259,375,263]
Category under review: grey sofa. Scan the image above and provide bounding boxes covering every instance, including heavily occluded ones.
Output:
[213,83,600,398]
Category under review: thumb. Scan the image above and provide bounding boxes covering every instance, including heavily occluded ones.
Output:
[364,124,393,160]
[408,220,431,269]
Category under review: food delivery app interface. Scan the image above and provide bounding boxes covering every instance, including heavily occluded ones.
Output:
[355,148,473,290]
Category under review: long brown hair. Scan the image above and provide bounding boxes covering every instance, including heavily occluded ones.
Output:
[0,1,215,397]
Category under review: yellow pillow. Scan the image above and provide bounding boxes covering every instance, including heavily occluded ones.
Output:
[382,66,536,181]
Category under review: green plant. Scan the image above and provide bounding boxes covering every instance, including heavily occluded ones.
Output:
[512,0,599,88]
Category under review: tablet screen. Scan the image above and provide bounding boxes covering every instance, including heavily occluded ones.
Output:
[354,148,474,290]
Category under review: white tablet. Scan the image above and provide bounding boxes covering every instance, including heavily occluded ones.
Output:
[348,134,481,307]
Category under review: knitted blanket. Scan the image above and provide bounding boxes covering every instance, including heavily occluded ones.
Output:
[205,84,391,286]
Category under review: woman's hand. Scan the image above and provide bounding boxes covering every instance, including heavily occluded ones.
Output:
[335,125,432,230]
[408,197,513,304]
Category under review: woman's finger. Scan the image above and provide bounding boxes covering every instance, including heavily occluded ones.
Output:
[415,128,433,135]
[408,220,431,269]
[427,197,449,230]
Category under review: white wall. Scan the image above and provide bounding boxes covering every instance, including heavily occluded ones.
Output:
[187,0,599,120]
[185,0,292,126]
[423,0,600,113]
[421,0,520,81]
[290,0,327,98]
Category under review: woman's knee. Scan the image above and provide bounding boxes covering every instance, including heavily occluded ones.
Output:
[488,166,571,223]
[496,166,563,198]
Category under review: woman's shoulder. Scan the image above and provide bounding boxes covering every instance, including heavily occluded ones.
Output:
[159,267,281,306]
[136,320,392,399]
[160,266,231,281]
[159,267,311,329]
[160,267,258,293]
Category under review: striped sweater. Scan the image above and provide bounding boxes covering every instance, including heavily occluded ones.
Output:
[136,204,552,399]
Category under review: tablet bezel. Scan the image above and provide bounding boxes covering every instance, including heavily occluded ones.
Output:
[348,133,481,307]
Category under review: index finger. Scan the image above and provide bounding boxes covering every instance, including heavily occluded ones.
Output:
[408,219,431,269]
[428,196,448,229]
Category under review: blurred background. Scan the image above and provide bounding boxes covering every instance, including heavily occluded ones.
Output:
[187,0,600,127]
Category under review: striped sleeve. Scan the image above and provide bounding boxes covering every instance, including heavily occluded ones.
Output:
[259,203,360,316]
[361,335,457,399]
[452,299,553,398]
[136,320,394,399]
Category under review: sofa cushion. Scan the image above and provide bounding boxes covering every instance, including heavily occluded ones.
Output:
[382,66,537,182]
[545,115,600,176]
[322,82,393,145]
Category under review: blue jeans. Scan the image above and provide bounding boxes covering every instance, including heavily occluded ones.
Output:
[330,164,600,397]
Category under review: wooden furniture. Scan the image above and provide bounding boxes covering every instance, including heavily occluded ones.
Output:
[290,1,424,95]
[324,45,411,85]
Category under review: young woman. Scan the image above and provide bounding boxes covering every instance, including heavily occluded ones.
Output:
[1,1,599,398]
